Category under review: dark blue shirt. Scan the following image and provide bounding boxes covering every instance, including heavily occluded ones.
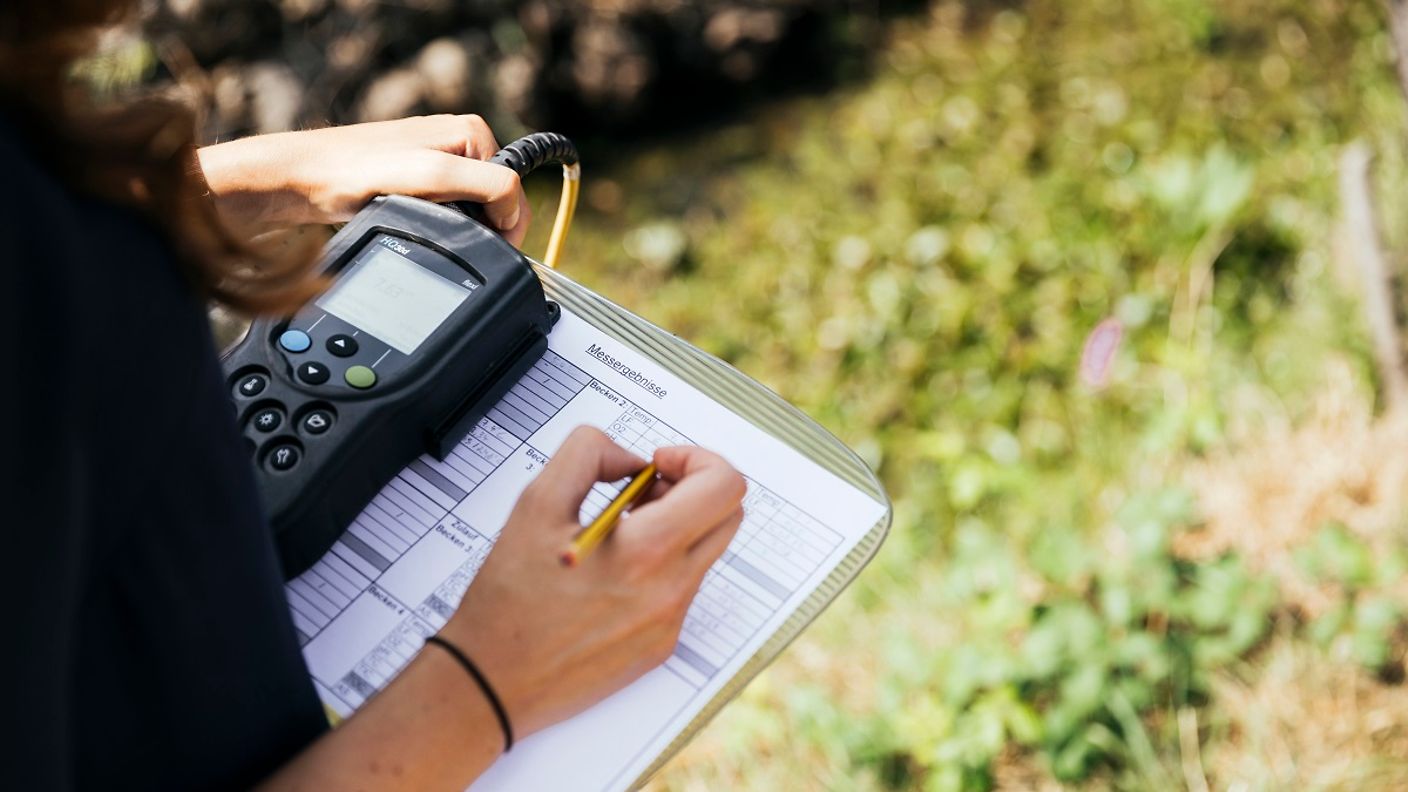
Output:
[0,117,327,789]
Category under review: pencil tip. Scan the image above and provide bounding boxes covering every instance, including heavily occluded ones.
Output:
[559,550,577,567]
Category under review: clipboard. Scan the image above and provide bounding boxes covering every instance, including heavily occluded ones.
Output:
[286,264,892,790]
[534,264,893,788]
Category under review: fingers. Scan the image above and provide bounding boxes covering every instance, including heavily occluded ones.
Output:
[683,507,744,581]
[631,476,675,508]
[502,188,532,248]
[311,116,529,237]
[378,151,523,232]
[529,428,647,521]
[413,114,501,160]
[424,115,524,236]
[459,114,500,160]
[621,447,747,551]
[466,161,521,233]
[424,116,527,238]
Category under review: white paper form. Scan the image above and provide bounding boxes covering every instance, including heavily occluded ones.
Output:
[284,309,887,791]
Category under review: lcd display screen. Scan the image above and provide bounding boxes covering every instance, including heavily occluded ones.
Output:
[316,243,472,354]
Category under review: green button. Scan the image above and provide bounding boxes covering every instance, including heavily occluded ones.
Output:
[344,365,376,389]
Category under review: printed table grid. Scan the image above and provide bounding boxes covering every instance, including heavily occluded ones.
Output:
[289,348,849,712]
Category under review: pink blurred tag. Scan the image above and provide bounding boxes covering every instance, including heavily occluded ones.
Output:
[1080,317,1123,389]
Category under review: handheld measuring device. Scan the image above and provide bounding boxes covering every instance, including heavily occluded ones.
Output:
[223,133,578,579]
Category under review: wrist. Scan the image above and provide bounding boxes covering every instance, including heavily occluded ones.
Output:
[423,635,515,752]
[404,642,509,760]
[197,135,311,230]
[438,618,540,739]
[267,642,505,788]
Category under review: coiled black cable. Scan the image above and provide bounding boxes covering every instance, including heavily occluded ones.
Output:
[488,131,580,176]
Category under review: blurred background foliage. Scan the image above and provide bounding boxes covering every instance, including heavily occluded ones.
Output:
[120,0,1408,787]
[535,2,1408,787]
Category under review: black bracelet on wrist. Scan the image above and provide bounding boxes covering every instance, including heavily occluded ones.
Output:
[423,634,515,752]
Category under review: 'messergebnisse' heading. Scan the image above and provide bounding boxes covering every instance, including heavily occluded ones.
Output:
[586,344,668,399]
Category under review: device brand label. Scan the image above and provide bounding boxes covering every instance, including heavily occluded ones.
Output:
[379,237,412,255]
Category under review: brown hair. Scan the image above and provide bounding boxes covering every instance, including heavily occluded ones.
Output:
[0,0,319,315]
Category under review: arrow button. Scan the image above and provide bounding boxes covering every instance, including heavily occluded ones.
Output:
[296,361,330,385]
[326,334,358,357]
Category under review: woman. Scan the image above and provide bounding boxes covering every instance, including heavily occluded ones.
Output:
[2,2,747,789]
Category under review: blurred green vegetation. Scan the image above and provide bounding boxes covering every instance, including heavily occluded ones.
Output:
[520,0,1408,787]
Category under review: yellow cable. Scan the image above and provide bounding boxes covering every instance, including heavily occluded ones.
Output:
[543,162,580,269]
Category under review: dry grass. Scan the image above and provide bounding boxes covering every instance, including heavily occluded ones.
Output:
[1203,636,1408,790]
[1179,360,1408,618]
[1179,362,1408,789]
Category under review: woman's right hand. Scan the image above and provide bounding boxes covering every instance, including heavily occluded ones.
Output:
[439,427,747,739]
[259,428,745,790]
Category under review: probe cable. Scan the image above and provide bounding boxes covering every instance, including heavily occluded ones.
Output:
[543,161,579,269]
[483,132,581,270]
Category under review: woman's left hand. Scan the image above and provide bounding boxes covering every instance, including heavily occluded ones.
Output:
[197,115,532,246]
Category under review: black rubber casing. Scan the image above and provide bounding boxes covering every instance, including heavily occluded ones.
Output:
[223,195,558,579]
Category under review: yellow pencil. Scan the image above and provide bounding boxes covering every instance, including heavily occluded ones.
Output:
[559,462,659,567]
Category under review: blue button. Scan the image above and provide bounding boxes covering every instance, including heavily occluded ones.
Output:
[279,329,311,353]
